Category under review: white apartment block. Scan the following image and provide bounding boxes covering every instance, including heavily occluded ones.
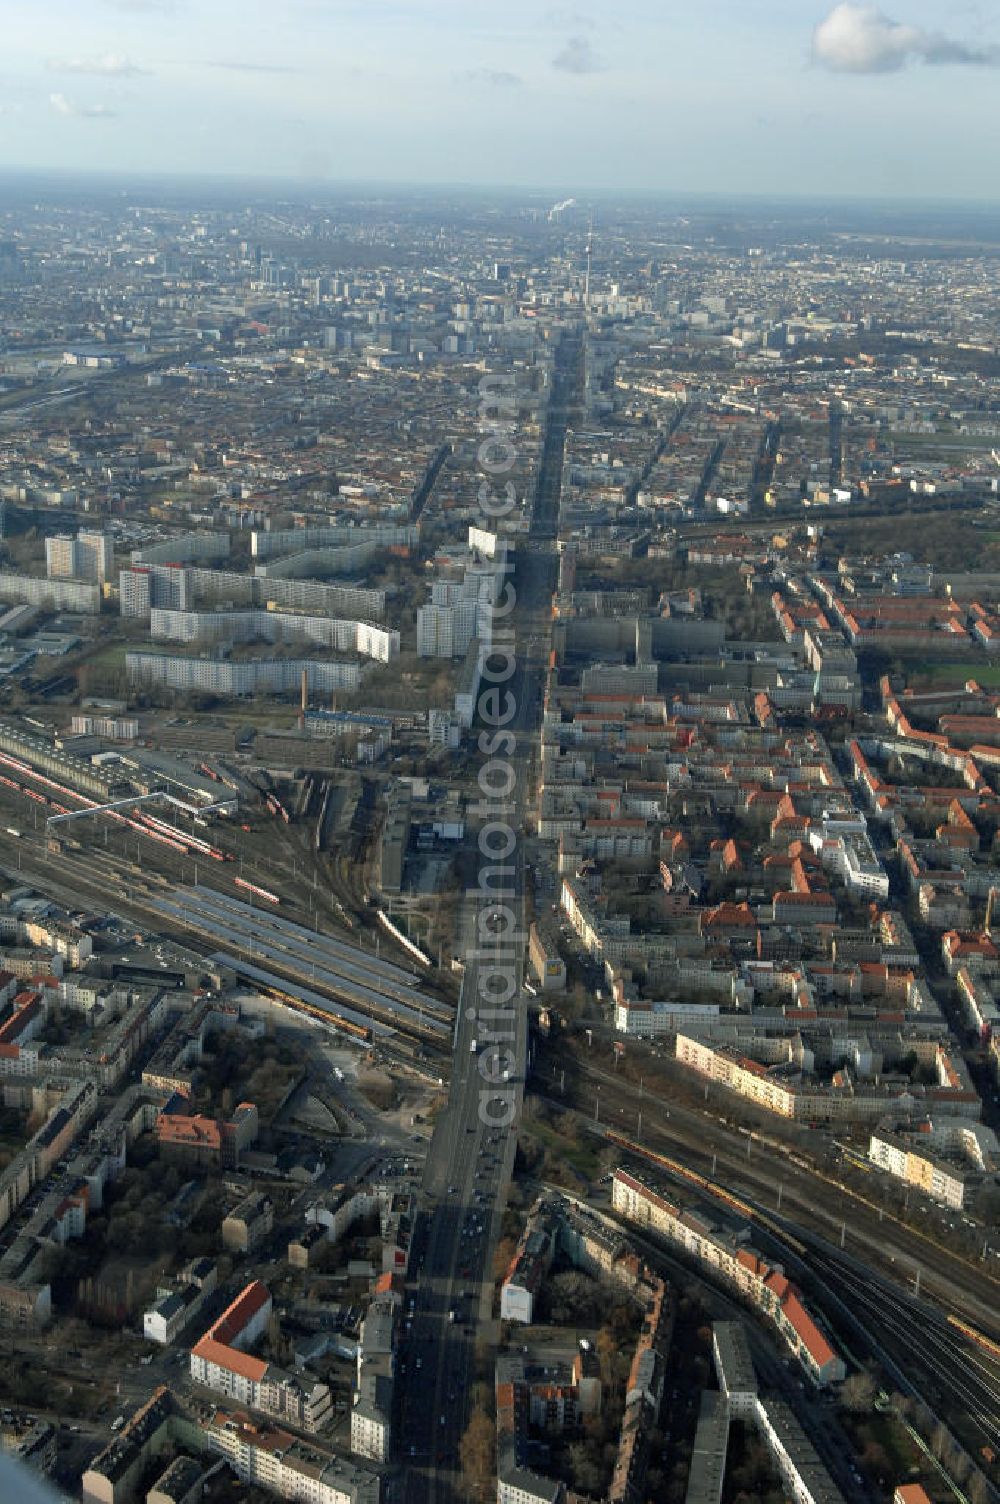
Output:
[250,574,385,619]
[453,639,484,728]
[754,1399,843,1504]
[428,708,461,748]
[560,876,631,961]
[46,530,113,584]
[350,1396,391,1463]
[0,1041,40,1077]
[810,826,889,900]
[497,1472,566,1504]
[78,531,114,584]
[70,714,139,741]
[612,1171,845,1385]
[841,835,890,900]
[251,522,417,559]
[499,1278,535,1325]
[867,1121,994,1209]
[0,572,100,613]
[674,1035,817,1121]
[712,1322,758,1419]
[955,966,1000,1039]
[58,975,121,1014]
[144,1264,216,1345]
[351,1297,394,1464]
[45,535,77,580]
[149,608,398,661]
[120,563,193,617]
[417,545,506,659]
[190,1344,262,1407]
[468,524,499,557]
[23,918,92,967]
[868,1133,908,1181]
[675,1032,979,1124]
[145,1292,192,1345]
[131,532,230,566]
[119,566,152,618]
[615,997,722,1038]
[416,599,478,657]
[125,654,361,696]
[203,1411,380,1504]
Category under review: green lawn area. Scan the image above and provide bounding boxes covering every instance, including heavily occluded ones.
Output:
[86,640,130,671]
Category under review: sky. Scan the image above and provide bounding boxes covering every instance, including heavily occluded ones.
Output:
[0,0,998,200]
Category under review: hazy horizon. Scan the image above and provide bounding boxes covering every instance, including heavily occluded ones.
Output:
[2,1,1000,203]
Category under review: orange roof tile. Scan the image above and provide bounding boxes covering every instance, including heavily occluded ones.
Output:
[191,1336,268,1383]
[781,1290,837,1368]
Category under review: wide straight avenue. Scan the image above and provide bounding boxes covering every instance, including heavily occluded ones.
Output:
[397,344,574,1502]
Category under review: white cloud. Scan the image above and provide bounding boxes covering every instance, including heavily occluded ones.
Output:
[552,34,604,73]
[50,54,148,77]
[49,93,118,118]
[812,3,1000,72]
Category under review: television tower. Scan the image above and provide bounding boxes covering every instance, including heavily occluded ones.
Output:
[584,218,593,310]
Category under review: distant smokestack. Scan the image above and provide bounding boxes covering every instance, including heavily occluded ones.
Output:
[300,669,308,715]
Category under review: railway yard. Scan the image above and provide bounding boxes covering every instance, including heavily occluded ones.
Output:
[0,734,458,1061]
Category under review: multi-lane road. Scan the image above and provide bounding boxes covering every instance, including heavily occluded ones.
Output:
[397,607,550,1502]
[397,334,579,1500]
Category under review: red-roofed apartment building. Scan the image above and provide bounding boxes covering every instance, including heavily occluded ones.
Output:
[189,1282,332,1432]
[191,1283,273,1402]
[613,1170,845,1385]
[156,1097,258,1168]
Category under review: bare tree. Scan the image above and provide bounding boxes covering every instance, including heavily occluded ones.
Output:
[459,1407,496,1503]
[839,1371,877,1414]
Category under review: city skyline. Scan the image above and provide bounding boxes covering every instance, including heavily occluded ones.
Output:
[0,0,998,201]
[0,104,998,1504]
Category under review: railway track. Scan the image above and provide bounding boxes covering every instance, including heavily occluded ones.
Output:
[0,794,451,1052]
[585,1115,1000,1473]
[0,751,428,968]
[808,1252,1000,1452]
[541,1055,1000,1332]
[153,886,452,1042]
